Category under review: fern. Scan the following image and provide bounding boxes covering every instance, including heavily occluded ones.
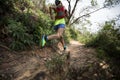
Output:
[8,19,33,50]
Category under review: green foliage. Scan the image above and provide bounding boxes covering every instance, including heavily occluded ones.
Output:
[7,12,53,50]
[8,19,33,50]
[69,27,79,40]
[78,32,96,44]
[0,0,66,50]
[87,22,120,58]
[65,27,80,43]
[0,0,15,14]
[91,0,98,6]
[0,0,17,27]
[65,26,96,44]
[15,0,34,11]
[33,16,54,46]
[64,27,71,43]
[86,21,120,79]
[104,0,120,7]
[96,48,107,59]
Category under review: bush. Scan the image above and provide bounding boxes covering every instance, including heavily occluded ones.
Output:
[85,21,120,79]
[0,0,15,14]
[8,19,33,50]
[64,26,97,44]
[65,27,80,43]
[86,22,120,58]
[0,0,70,50]
[33,16,54,46]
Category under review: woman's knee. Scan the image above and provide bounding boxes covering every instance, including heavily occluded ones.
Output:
[56,33,62,38]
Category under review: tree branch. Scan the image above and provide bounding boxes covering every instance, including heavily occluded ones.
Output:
[68,0,80,24]
[67,0,71,16]
[71,6,105,25]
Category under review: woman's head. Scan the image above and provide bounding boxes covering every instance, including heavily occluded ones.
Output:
[55,0,61,5]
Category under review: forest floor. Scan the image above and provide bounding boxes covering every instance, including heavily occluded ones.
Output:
[0,40,114,80]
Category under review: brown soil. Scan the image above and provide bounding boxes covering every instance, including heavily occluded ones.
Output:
[0,40,114,80]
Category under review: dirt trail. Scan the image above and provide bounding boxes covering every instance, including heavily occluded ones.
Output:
[69,40,97,66]
[67,40,99,79]
[0,40,113,80]
[67,40,113,80]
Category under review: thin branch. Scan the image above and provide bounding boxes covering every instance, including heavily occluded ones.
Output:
[79,6,93,15]
[68,0,80,24]
[71,6,105,25]
[70,0,79,18]
[67,0,71,16]
[76,6,92,21]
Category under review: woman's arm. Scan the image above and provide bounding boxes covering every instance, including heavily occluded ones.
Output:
[65,9,69,19]
[49,6,56,19]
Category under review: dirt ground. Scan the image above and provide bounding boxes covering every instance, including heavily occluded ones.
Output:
[0,40,114,80]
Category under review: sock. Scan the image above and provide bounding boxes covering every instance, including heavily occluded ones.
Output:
[64,45,67,50]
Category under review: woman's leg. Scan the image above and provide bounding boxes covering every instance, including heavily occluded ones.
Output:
[47,28,64,40]
[57,32,65,50]
[48,28,66,50]
[42,24,65,47]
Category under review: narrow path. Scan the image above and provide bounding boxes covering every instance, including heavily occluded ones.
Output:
[0,40,113,80]
[69,40,97,63]
[66,40,113,80]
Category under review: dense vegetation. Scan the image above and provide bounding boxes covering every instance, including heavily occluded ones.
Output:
[0,0,54,50]
[87,21,120,57]
[0,0,120,79]
[0,0,84,51]
[84,21,120,79]
[0,0,119,59]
